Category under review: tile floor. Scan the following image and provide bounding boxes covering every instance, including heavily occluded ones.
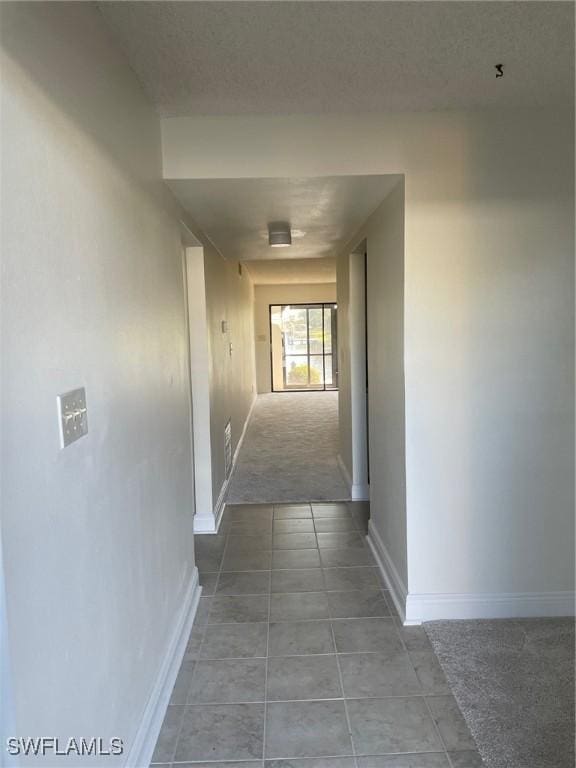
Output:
[152,501,483,767]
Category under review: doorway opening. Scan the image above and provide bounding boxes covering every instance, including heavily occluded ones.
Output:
[270,303,338,392]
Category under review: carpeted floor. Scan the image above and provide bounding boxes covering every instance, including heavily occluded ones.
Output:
[227,392,350,503]
[425,618,575,768]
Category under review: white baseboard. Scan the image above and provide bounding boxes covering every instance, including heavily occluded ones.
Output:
[351,483,370,501]
[337,454,369,501]
[366,520,408,624]
[193,513,220,534]
[196,395,257,536]
[337,453,352,489]
[125,567,201,768]
[367,522,575,625]
[406,589,576,625]
[336,454,352,496]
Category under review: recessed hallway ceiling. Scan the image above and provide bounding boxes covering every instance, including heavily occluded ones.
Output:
[167,175,400,262]
[99,1,574,116]
[244,258,336,285]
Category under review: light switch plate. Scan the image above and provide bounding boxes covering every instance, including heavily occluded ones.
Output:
[57,388,88,448]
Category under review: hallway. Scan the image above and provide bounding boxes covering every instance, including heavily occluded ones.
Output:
[153,501,482,765]
[227,393,349,504]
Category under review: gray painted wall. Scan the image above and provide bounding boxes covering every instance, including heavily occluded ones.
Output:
[166,111,574,606]
[1,4,196,760]
[204,248,256,505]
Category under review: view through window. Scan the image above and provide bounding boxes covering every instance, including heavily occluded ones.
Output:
[270,303,338,391]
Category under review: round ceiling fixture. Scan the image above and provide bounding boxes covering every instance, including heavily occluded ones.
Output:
[268,222,292,248]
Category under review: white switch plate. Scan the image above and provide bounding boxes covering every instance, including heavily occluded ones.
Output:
[57,388,88,448]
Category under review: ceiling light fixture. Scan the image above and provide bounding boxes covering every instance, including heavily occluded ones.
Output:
[268,222,292,248]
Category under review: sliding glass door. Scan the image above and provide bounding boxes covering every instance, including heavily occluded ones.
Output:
[270,303,338,391]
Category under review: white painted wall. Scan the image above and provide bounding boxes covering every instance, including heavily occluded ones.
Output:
[164,111,574,619]
[254,283,337,393]
[204,249,256,511]
[1,5,198,764]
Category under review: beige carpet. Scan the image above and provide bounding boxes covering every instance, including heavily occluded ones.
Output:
[425,618,575,768]
[227,392,350,503]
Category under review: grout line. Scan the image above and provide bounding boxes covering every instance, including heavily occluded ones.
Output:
[329,618,359,768]
[262,561,272,762]
[180,691,446,706]
[422,693,453,766]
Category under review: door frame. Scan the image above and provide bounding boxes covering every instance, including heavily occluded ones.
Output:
[349,248,370,500]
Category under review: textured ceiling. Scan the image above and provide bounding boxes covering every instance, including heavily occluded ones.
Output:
[99,1,573,116]
[244,257,336,285]
[166,175,401,262]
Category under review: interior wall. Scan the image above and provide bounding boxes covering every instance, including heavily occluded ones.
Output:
[338,182,407,583]
[254,282,337,393]
[165,110,575,611]
[204,251,256,505]
[1,4,197,762]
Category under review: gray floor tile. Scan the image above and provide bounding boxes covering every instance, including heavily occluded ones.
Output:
[273,549,321,569]
[209,595,269,624]
[265,700,352,758]
[274,518,315,533]
[323,566,380,591]
[274,505,313,519]
[169,660,195,704]
[349,503,370,533]
[199,572,219,596]
[347,697,442,755]
[187,658,266,703]
[194,597,213,627]
[339,651,422,697]
[266,758,355,767]
[195,535,227,557]
[312,503,352,518]
[314,518,357,532]
[273,533,318,550]
[271,569,325,593]
[228,503,273,513]
[200,623,268,659]
[197,552,223,572]
[151,705,183,763]
[396,623,433,652]
[230,521,273,535]
[426,695,477,751]
[268,620,335,656]
[222,550,272,571]
[217,571,271,595]
[179,763,263,768]
[409,652,451,694]
[270,592,329,621]
[227,506,273,523]
[356,755,449,767]
[183,627,205,661]
[319,548,375,567]
[175,703,264,761]
[226,534,273,553]
[331,618,403,653]
[316,532,366,549]
[266,654,342,701]
[447,752,484,767]
[327,590,390,619]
